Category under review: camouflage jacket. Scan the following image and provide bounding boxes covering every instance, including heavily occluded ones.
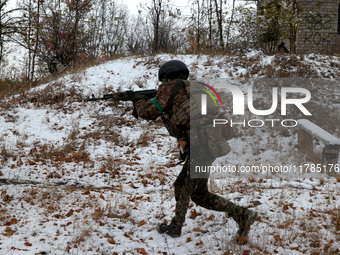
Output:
[133,80,189,128]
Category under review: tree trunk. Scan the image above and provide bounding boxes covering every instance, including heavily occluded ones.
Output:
[214,0,224,50]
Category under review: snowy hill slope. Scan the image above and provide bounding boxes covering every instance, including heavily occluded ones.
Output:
[0,53,340,254]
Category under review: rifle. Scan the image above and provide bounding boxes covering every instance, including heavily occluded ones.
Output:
[84,89,157,102]
[84,89,157,118]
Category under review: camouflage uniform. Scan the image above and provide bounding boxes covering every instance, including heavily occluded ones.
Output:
[133,79,255,240]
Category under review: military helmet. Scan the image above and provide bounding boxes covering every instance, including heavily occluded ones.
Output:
[158,60,189,81]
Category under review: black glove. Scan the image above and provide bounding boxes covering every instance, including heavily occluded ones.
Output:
[132,107,138,119]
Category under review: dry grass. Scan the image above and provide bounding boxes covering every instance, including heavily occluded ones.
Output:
[0,145,14,166]
[100,154,120,178]
[81,114,125,145]
[0,79,24,101]
[332,209,340,234]
[136,130,152,147]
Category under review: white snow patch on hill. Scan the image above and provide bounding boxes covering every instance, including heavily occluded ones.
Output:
[0,53,339,254]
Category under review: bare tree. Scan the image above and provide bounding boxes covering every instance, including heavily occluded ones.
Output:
[0,0,21,63]
[213,0,225,50]
[206,0,214,50]
[231,4,258,50]
[150,0,162,52]
[145,0,180,53]
[83,0,128,58]
[225,0,236,49]
[189,0,206,53]
[101,1,128,56]
[18,0,93,74]
[18,0,41,81]
[257,0,301,53]
[14,0,130,76]
[126,11,151,53]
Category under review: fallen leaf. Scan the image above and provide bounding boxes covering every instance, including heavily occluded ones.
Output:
[10,218,18,224]
[136,248,147,255]
[138,220,147,227]
[274,235,282,242]
[142,179,148,187]
[190,209,198,219]
[206,215,214,221]
[107,238,115,244]
[24,241,32,247]
[193,227,201,232]
[4,226,14,236]
[195,240,203,246]
[66,209,74,217]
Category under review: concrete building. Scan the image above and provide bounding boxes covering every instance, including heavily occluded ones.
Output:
[257,0,340,53]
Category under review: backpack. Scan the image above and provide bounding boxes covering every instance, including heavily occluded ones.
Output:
[162,79,231,159]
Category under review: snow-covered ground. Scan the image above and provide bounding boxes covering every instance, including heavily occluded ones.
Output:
[0,53,339,254]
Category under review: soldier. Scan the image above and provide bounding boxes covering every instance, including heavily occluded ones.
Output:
[133,60,257,244]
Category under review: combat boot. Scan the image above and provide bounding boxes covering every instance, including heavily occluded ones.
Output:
[236,209,258,244]
[156,222,182,238]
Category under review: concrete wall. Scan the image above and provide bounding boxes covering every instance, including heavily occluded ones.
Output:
[257,0,340,54]
[296,0,340,53]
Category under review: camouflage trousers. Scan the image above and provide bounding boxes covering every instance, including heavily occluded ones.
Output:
[171,157,246,227]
